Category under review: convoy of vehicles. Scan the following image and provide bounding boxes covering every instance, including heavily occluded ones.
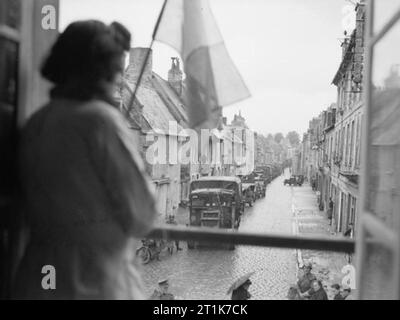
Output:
[186,165,288,247]
[140,162,297,257]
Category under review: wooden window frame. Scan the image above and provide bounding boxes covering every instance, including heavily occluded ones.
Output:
[355,0,400,299]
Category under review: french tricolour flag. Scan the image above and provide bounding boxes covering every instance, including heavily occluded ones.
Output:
[154,0,250,129]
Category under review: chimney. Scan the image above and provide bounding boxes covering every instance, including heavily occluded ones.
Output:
[341,34,350,59]
[168,57,183,95]
[125,47,153,86]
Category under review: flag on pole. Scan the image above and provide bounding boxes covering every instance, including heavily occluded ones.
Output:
[154,0,250,129]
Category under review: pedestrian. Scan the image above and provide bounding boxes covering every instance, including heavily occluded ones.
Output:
[231,279,252,300]
[307,280,328,300]
[328,197,334,226]
[13,20,156,299]
[341,287,354,300]
[331,284,344,300]
[344,222,354,238]
[287,284,303,300]
[297,262,317,294]
[150,279,175,300]
[166,215,182,251]
[316,191,322,210]
[344,223,354,263]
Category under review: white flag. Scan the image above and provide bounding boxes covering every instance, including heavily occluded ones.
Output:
[154,0,250,129]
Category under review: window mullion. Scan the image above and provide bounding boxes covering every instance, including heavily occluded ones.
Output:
[362,212,398,249]
[371,5,400,46]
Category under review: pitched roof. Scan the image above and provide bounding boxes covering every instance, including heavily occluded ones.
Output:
[332,30,356,85]
[122,74,185,135]
[151,73,188,126]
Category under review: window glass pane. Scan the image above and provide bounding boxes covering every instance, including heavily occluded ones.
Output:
[374,0,400,34]
[358,233,396,299]
[367,20,400,232]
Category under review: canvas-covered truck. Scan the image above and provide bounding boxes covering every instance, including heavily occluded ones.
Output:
[187,177,244,249]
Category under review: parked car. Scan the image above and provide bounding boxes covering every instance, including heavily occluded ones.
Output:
[284,177,294,186]
[284,175,303,186]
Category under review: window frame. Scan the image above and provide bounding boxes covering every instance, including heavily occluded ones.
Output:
[0,0,22,299]
[355,0,400,300]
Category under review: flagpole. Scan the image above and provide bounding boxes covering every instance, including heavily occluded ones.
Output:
[126,0,168,113]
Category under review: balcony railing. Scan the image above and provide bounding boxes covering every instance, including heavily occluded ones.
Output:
[148,226,355,253]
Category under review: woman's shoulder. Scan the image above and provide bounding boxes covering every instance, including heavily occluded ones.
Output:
[80,100,123,122]
[21,104,52,135]
[71,100,129,133]
[26,99,121,125]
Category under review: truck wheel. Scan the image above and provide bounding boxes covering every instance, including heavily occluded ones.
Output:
[227,243,235,250]
[187,241,195,250]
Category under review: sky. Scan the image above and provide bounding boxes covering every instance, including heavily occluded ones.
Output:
[60,0,356,136]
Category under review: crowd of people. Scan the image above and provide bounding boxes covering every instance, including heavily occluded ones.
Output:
[150,264,355,300]
[288,262,354,300]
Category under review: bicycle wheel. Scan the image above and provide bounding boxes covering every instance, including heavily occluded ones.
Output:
[136,247,151,264]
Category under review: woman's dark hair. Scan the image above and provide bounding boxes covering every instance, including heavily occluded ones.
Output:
[41,20,131,100]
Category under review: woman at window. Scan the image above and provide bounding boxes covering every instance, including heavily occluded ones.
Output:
[13,20,156,299]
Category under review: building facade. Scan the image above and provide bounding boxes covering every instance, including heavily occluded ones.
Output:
[121,48,194,223]
[300,1,366,235]
[330,1,365,234]
[120,48,255,222]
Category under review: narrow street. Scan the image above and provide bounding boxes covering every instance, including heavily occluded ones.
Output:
[141,171,297,300]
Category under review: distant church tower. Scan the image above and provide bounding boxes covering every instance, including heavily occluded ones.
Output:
[231,110,247,128]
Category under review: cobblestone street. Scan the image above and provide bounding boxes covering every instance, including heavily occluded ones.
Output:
[140,172,297,300]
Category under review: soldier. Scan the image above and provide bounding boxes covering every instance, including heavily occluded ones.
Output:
[150,279,175,300]
[328,198,334,226]
[341,286,355,300]
[307,280,328,300]
[297,262,317,295]
[331,284,344,300]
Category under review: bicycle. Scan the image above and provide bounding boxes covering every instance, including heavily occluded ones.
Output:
[136,239,174,264]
